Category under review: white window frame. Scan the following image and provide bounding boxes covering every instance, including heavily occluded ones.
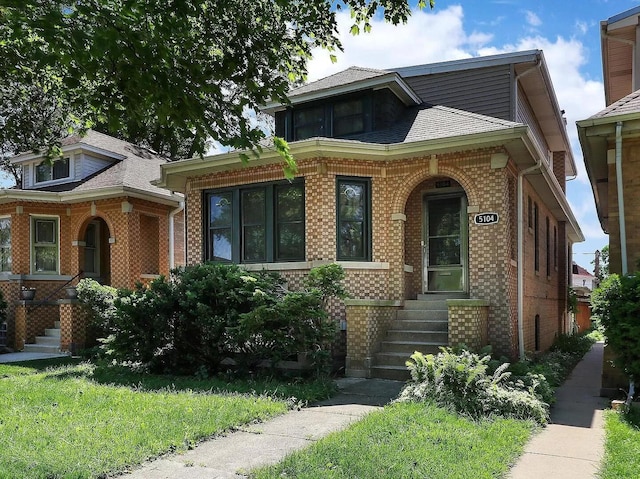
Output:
[0,216,11,273]
[33,156,73,185]
[31,215,60,274]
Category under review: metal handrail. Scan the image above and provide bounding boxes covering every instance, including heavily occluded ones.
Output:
[23,270,84,308]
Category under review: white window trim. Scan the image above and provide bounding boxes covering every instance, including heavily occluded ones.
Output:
[32,155,74,186]
[30,214,60,275]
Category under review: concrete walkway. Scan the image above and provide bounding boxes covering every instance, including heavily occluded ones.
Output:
[124,378,404,479]
[0,351,70,363]
[508,342,608,479]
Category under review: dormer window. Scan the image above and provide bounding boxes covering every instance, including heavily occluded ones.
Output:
[35,158,70,183]
[281,94,372,141]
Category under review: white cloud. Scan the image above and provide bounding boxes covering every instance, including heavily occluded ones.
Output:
[525,11,542,27]
[575,20,589,35]
[307,5,480,81]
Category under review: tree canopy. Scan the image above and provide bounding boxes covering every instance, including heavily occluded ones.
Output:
[0,0,433,166]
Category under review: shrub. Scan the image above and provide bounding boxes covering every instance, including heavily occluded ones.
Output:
[233,290,337,375]
[398,349,549,424]
[591,273,640,383]
[80,263,344,378]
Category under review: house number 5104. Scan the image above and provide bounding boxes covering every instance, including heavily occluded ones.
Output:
[474,213,499,225]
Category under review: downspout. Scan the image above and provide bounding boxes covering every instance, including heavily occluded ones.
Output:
[515,57,543,361]
[616,121,628,275]
[169,200,185,270]
[517,160,542,361]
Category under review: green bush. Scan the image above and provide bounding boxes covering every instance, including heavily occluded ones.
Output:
[233,290,337,375]
[79,263,345,378]
[591,274,640,383]
[398,349,549,424]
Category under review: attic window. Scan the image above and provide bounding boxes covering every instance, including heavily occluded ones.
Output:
[288,95,370,141]
[35,158,70,183]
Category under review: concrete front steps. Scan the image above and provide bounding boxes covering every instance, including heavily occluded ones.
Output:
[370,294,465,381]
[23,321,62,354]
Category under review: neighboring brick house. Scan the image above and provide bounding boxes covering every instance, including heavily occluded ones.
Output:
[577,5,640,394]
[3,130,184,352]
[156,50,583,379]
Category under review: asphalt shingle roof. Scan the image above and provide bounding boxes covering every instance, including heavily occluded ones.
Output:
[589,89,640,119]
[339,104,523,145]
[288,66,390,98]
[34,130,173,198]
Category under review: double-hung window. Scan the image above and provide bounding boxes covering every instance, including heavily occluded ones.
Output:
[32,217,59,273]
[336,177,371,261]
[205,181,305,263]
[0,218,11,273]
[35,158,70,184]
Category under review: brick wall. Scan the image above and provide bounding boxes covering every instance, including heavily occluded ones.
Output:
[182,148,571,359]
[608,138,640,274]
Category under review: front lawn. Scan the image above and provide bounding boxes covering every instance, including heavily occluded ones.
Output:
[0,359,331,479]
[251,401,535,479]
[600,407,640,479]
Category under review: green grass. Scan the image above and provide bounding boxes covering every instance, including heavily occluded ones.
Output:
[251,401,535,479]
[600,407,640,479]
[0,360,333,479]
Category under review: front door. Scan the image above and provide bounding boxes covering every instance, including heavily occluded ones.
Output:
[423,194,468,293]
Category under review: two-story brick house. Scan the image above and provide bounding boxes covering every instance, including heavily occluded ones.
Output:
[2,130,184,352]
[156,50,583,379]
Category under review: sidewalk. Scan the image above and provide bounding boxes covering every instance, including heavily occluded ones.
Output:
[124,377,404,479]
[508,342,608,479]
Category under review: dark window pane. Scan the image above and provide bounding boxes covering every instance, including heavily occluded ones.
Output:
[211,229,232,261]
[334,99,365,136]
[294,106,324,140]
[210,193,232,227]
[242,190,265,224]
[277,223,304,260]
[35,246,57,272]
[36,163,51,183]
[339,221,364,258]
[334,99,363,117]
[53,158,69,179]
[35,220,55,244]
[277,185,303,221]
[243,225,266,261]
[339,183,364,221]
[428,237,461,266]
[429,201,460,236]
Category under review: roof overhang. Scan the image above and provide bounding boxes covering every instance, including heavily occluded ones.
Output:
[0,186,182,207]
[10,143,126,164]
[600,9,640,106]
[155,126,583,243]
[576,112,640,234]
[262,72,421,114]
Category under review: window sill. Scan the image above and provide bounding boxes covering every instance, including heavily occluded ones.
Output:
[1,274,74,281]
[242,261,391,272]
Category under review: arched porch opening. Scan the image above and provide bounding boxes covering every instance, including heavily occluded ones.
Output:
[403,176,470,299]
[78,216,111,285]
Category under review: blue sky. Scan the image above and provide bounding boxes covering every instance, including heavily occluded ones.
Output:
[305,0,640,272]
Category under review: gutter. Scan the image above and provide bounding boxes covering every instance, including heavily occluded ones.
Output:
[615,121,628,275]
[169,200,185,270]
